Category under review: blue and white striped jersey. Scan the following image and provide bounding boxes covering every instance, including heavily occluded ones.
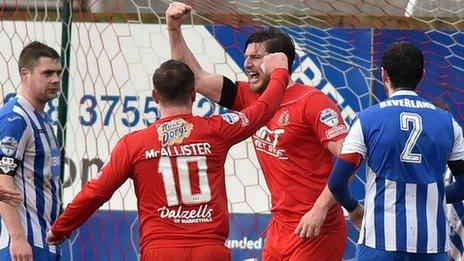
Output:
[0,95,61,254]
[341,90,464,254]
[445,169,464,260]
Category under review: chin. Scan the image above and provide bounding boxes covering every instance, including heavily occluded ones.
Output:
[46,93,60,101]
[249,78,269,94]
[249,83,264,93]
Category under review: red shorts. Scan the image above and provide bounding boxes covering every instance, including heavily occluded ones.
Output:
[141,244,230,261]
[263,218,347,261]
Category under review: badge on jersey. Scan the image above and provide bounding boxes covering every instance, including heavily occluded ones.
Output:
[0,156,20,175]
[1,136,19,157]
[221,112,249,126]
[157,118,193,146]
[278,110,290,126]
[319,108,339,127]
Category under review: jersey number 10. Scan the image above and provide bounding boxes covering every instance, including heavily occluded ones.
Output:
[158,156,212,206]
[400,112,423,163]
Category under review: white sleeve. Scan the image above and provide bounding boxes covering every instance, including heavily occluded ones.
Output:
[340,118,367,157]
[448,118,464,161]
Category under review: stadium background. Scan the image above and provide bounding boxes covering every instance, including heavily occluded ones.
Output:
[1,0,463,260]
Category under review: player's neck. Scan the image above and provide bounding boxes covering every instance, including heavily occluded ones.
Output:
[287,78,296,89]
[159,105,192,119]
[18,86,46,114]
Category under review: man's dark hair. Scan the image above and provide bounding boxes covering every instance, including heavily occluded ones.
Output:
[381,41,424,90]
[152,59,195,105]
[245,27,295,71]
[18,41,60,73]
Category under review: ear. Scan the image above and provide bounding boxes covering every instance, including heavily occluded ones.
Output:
[381,67,390,85]
[190,89,196,103]
[152,89,159,104]
[20,67,30,80]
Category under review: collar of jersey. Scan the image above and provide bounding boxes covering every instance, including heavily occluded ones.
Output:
[16,94,36,112]
[390,90,418,97]
[158,113,193,122]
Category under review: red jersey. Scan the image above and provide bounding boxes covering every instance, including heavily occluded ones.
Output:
[51,69,289,253]
[230,82,348,232]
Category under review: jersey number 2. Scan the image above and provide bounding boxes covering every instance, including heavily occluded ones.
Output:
[158,156,212,206]
[400,112,422,163]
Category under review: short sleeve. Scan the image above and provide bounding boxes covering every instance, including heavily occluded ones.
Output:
[0,112,28,176]
[449,118,464,161]
[340,117,367,158]
[305,92,348,147]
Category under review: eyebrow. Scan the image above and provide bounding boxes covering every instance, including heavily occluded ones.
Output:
[244,54,264,58]
[42,69,63,74]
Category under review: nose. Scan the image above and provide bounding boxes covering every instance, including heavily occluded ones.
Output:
[244,57,252,70]
[52,72,61,83]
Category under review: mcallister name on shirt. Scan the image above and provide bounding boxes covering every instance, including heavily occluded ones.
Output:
[379,98,436,109]
[145,142,212,159]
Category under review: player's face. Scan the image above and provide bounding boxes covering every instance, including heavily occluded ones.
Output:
[24,57,62,104]
[244,42,270,93]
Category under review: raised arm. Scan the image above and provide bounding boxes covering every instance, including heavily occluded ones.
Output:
[166,2,225,103]
[212,53,289,145]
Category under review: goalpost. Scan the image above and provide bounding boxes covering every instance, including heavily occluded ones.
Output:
[0,0,463,260]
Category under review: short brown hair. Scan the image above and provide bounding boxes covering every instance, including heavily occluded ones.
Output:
[18,41,60,73]
[152,59,195,105]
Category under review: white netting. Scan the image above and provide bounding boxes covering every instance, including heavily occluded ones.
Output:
[1,0,463,259]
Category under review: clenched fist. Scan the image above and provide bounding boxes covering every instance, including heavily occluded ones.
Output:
[166,2,192,31]
[261,52,288,75]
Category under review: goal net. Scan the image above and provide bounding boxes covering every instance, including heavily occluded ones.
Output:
[0,0,463,260]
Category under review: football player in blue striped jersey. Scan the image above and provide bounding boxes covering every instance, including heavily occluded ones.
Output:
[0,41,62,261]
[328,41,464,261]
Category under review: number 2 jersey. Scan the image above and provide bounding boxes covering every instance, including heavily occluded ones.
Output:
[50,69,289,253]
[220,81,348,232]
[341,90,464,253]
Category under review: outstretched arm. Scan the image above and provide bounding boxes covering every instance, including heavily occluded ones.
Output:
[47,137,132,244]
[166,2,225,103]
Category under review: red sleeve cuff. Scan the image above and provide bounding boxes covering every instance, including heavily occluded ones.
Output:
[339,152,363,168]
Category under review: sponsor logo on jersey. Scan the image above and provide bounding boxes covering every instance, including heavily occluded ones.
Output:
[0,156,18,174]
[237,111,249,126]
[278,110,290,126]
[253,126,287,159]
[157,118,193,146]
[325,125,348,139]
[157,204,213,224]
[221,112,249,126]
[319,108,339,127]
[6,115,21,122]
[221,113,240,124]
[1,136,19,157]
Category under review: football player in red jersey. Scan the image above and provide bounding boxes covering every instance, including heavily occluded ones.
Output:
[46,56,289,260]
[167,2,348,260]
